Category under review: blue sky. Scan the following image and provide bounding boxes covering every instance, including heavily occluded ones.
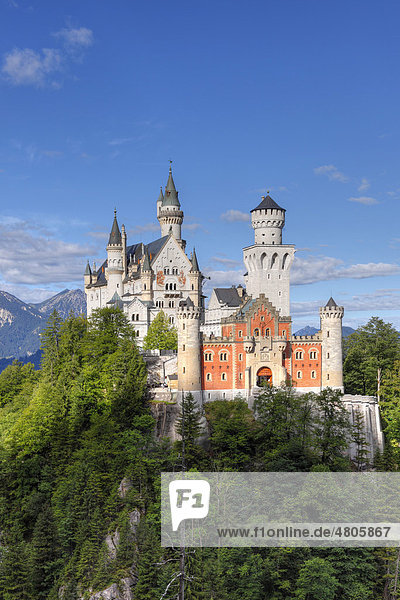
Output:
[1,0,400,330]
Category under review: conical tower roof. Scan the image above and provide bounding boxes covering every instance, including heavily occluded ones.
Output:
[163,165,180,207]
[142,251,151,271]
[325,297,338,308]
[108,209,122,245]
[157,186,164,203]
[84,260,91,275]
[251,194,285,212]
[190,248,200,272]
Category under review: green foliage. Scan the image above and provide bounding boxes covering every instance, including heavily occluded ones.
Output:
[343,316,400,395]
[142,310,177,351]
[174,392,207,469]
[0,360,38,407]
[205,399,259,470]
[295,557,339,600]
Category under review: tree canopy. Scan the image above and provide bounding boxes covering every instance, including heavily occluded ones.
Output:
[143,310,177,351]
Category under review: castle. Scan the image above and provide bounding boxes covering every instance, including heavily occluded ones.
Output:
[84,165,345,400]
[84,166,384,457]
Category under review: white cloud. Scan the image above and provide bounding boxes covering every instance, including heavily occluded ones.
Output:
[348,196,379,205]
[88,231,108,240]
[54,27,94,50]
[358,178,370,192]
[211,256,242,267]
[314,164,349,183]
[2,26,93,87]
[292,255,399,285]
[292,289,400,317]
[184,223,203,231]
[221,209,250,223]
[2,47,62,86]
[0,219,94,285]
[109,137,136,147]
[128,223,160,235]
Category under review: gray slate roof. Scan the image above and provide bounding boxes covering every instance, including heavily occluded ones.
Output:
[325,297,338,308]
[109,210,122,245]
[163,167,180,207]
[251,194,285,212]
[214,287,242,307]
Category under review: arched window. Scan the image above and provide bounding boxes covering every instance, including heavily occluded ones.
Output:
[265,328,270,337]
[254,328,259,337]
[271,253,278,269]
[204,352,213,362]
[238,330,243,338]
[311,371,316,379]
[169,316,174,324]
[221,372,227,381]
[220,351,228,361]
[297,371,302,379]
[309,350,318,360]
[206,373,212,381]
[295,350,303,360]
[238,353,243,361]
[282,253,289,269]
[260,252,268,269]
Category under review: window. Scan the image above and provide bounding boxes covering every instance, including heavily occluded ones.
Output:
[327,352,330,359]
[156,300,164,308]
[261,316,265,321]
[169,300,175,308]
[169,316,174,324]
[254,328,259,337]
[183,323,185,330]
[295,350,303,360]
[132,314,140,321]
[238,353,243,361]
[239,373,243,380]
[265,328,270,337]
[172,267,178,275]
[282,330,286,338]
[309,350,317,359]
[297,371,302,379]
[311,371,316,379]
[136,331,140,337]
[327,331,330,338]
[144,284,147,290]
[183,367,185,374]
[164,267,169,275]
[204,352,213,362]
[327,374,330,380]
[182,344,185,351]
[238,330,243,338]
[206,373,212,381]
[220,352,228,361]
[221,373,227,381]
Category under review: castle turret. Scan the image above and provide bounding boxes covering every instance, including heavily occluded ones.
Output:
[188,248,202,308]
[106,209,124,300]
[84,260,92,286]
[141,251,153,302]
[177,297,202,404]
[157,165,184,242]
[243,194,295,315]
[121,223,127,276]
[320,297,344,391]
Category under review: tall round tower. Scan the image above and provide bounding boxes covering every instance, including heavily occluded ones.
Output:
[251,194,286,245]
[243,194,295,315]
[177,297,202,404]
[157,165,184,241]
[320,297,344,391]
[106,210,124,300]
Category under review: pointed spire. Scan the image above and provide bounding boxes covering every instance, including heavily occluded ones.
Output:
[163,163,180,207]
[325,297,338,308]
[157,186,164,203]
[84,260,92,275]
[190,247,200,272]
[108,209,122,245]
[142,251,151,271]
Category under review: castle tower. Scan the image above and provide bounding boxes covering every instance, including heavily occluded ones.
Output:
[320,297,344,391]
[141,251,153,302]
[177,297,202,404]
[84,260,92,287]
[121,223,127,276]
[106,210,124,300]
[157,165,184,242]
[188,248,202,308]
[243,194,295,315]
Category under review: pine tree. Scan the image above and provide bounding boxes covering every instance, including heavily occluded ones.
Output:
[175,393,204,468]
[40,310,63,382]
[28,504,61,599]
[143,311,177,351]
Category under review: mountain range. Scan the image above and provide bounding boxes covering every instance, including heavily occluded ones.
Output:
[0,289,86,368]
[294,325,356,337]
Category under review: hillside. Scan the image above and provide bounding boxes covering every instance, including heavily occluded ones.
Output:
[0,289,86,360]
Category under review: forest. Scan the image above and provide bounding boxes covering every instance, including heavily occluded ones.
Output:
[0,307,400,599]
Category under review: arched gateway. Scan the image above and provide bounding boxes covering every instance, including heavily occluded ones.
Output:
[257,366,272,387]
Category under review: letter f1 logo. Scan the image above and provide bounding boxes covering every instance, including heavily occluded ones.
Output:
[169,480,210,531]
